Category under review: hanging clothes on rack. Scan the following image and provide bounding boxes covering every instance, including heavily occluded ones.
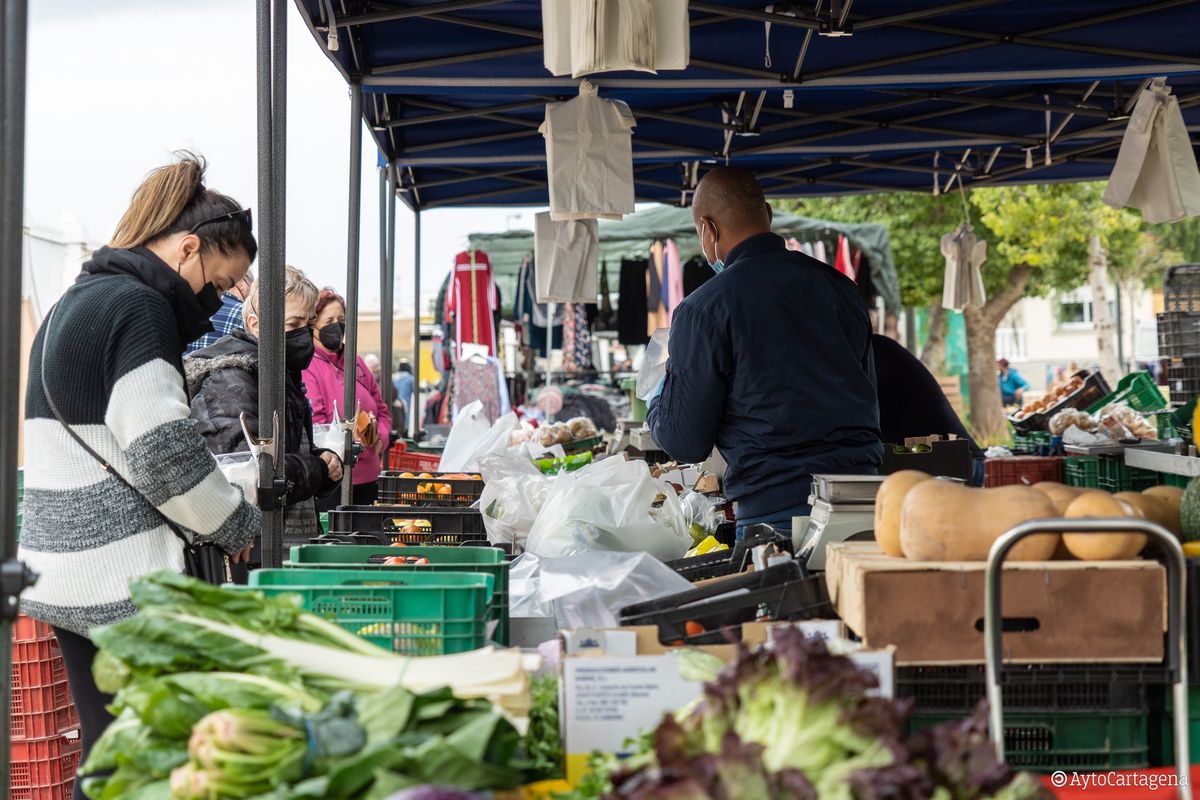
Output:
[800,241,815,258]
[834,235,857,281]
[814,241,827,264]
[618,257,651,346]
[446,249,499,359]
[562,302,578,372]
[665,239,684,321]
[683,255,713,298]
[595,260,616,331]
[453,356,503,423]
[514,257,564,356]
[785,237,803,252]
[572,303,593,370]
[647,241,669,336]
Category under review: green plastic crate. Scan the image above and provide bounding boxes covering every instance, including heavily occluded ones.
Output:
[1098,453,1159,493]
[1087,371,1168,415]
[319,512,329,535]
[1161,472,1192,489]
[1012,430,1051,453]
[246,568,493,656]
[908,710,1150,773]
[1173,397,1197,443]
[1064,456,1100,489]
[1151,686,1200,767]
[286,545,509,645]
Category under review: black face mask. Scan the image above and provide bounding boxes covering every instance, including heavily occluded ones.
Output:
[318,322,345,351]
[286,326,316,371]
[196,282,223,317]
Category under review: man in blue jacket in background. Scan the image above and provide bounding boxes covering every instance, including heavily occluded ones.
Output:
[647,168,882,537]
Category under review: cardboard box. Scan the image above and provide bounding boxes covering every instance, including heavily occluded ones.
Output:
[559,622,893,784]
[826,542,1166,665]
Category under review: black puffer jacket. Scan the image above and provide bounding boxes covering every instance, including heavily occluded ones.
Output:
[185,330,339,507]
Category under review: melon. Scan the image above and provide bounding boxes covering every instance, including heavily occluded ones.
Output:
[1180,480,1200,542]
[1143,485,1184,538]
[1062,492,1147,560]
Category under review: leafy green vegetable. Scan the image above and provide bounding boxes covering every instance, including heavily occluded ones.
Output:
[525,675,564,780]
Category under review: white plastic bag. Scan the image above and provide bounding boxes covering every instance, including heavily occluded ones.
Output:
[636,327,670,399]
[479,455,553,549]
[525,457,691,561]
[312,423,345,461]
[440,401,519,472]
[215,451,258,504]
[511,550,692,630]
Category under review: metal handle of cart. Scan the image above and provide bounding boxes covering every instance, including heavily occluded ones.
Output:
[984,519,1190,800]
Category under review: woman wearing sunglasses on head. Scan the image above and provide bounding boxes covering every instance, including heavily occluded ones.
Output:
[19,152,262,791]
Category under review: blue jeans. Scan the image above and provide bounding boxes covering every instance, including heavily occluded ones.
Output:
[736,502,812,542]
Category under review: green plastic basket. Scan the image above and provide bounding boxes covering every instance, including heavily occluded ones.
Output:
[1012,430,1051,453]
[319,512,329,535]
[246,568,493,656]
[1172,397,1197,443]
[1087,371,1168,415]
[285,545,509,645]
[1098,453,1159,493]
[1064,456,1100,489]
[1160,473,1192,489]
[1150,684,1200,767]
[908,710,1149,773]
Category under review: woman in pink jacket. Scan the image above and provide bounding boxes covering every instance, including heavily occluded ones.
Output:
[303,288,391,506]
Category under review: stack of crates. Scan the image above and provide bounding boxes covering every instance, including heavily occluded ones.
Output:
[1149,558,1200,767]
[1159,265,1200,407]
[10,616,80,800]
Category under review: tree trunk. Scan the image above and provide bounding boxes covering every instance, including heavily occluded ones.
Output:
[1088,235,1120,384]
[966,264,1035,445]
[920,304,947,375]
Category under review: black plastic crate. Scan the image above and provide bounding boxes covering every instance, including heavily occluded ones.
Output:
[619,560,834,645]
[1158,312,1200,359]
[897,664,1161,712]
[1165,264,1200,314]
[1167,357,1200,404]
[665,551,736,582]
[377,473,485,508]
[1009,370,1110,433]
[325,506,485,545]
[1188,559,1200,683]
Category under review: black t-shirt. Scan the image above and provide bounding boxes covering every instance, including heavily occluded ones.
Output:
[871,334,984,460]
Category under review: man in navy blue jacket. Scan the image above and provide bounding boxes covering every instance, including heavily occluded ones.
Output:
[648,168,882,535]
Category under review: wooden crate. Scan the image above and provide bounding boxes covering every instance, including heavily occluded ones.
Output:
[825,542,1165,665]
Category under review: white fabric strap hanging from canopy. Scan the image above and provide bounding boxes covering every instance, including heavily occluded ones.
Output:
[542,0,690,78]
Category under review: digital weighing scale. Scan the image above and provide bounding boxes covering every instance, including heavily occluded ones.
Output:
[795,474,886,572]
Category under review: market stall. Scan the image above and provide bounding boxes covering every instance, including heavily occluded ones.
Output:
[3,1,1200,799]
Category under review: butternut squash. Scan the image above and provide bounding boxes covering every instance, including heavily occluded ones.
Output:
[1032,482,1088,514]
[873,471,934,557]
[1062,492,1147,560]
[1114,491,1171,532]
[898,480,1060,562]
[1142,485,1184,537]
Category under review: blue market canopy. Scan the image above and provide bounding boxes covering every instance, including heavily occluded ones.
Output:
[295,1,1200,209]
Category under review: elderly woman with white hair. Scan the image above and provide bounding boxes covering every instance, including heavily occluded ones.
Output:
[186,265,344,548]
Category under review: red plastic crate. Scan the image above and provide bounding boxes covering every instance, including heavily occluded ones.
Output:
[11,702,78,741]
[13,615,53,643]
[10,730,80,800]
[12,637,68,688]
[389,442,442,473]
[984,456,1064,488]
[13,681,71,717]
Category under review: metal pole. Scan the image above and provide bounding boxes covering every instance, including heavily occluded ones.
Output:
[411,210,422,439]
[1115,282,1126,373]
[984,518,1190,798]
[377,165,391,410]
[0,3,35,792]
[342,82,363,506]
[547,302,555,388]
[256,0,287,566]
[384,163,397,429]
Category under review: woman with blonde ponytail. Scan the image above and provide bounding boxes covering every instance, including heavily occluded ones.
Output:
[19,152,261,788]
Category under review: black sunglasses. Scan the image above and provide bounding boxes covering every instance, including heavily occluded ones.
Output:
[188,207,253,235]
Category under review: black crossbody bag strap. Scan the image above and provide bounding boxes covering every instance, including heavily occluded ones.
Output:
[39,303,232,584]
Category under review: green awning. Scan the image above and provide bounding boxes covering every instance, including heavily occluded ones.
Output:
[468,204,899,317]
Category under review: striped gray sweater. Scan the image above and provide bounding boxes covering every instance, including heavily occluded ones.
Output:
[19,247,260,637]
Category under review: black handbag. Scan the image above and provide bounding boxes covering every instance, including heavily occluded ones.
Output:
[40,304,234,585]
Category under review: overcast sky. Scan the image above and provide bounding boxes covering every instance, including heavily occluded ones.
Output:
[24,0,537,315]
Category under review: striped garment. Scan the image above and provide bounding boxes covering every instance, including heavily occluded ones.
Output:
[19,246,260,637]
[184,292,246,355]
